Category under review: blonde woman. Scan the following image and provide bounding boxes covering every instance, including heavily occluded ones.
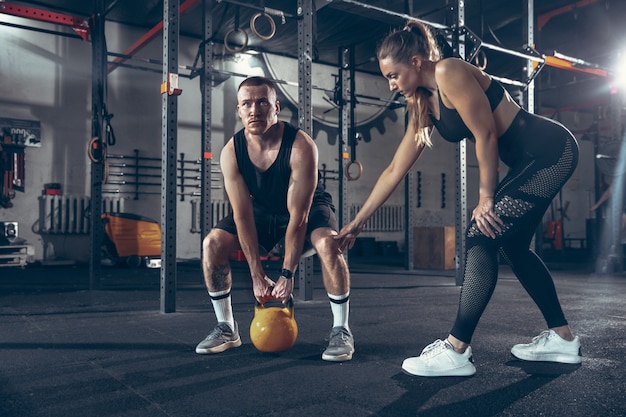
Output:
[336,22,581,376]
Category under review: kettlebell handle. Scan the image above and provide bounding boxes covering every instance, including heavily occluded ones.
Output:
[255,297,294,315]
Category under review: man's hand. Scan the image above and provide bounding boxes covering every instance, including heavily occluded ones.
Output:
[271,276,294,303]
[253,275,276,304]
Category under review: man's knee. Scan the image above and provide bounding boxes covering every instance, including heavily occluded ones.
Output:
[203,229,235,260]
[312,232,341,260]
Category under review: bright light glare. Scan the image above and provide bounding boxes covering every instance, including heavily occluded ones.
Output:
[615,52,626,88]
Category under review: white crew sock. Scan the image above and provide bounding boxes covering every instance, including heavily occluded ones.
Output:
[209,289,235,331]
[328,292,350,330]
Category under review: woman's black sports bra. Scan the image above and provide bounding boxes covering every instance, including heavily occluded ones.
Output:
[429,79,505,143]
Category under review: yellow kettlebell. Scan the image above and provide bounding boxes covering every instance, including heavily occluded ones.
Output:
[249,298,298,352]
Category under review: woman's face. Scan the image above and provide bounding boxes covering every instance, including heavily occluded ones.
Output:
[379,57,420,98]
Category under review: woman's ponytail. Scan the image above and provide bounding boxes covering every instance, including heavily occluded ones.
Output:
[378,21,440,148]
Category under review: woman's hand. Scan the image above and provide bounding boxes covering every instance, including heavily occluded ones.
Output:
[471,197,504,239]
[334,219,365,253]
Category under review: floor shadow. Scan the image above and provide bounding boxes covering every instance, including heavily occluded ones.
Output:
[412,374,559,417]
[505,358,582,376]
[376,372,470,417]
[378,359,581,416]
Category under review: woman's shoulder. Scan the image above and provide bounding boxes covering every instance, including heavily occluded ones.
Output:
[437,56,467,67]
[435,57,475,75]
[434,58,471,88]
[435,57,487,89]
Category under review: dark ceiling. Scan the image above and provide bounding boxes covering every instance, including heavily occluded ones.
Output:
[5,0,626,109]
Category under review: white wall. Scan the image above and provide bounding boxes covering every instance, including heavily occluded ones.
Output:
[0,16,600,263]
[0,16,92,261]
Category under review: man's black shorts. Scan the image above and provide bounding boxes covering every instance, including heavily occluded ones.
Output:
[214,203,338,253]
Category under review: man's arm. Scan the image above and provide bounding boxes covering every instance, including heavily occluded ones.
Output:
[284,130,318,271]
[272,131,317,301]
[220,139,273,302]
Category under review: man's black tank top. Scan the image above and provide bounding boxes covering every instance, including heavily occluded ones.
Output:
[429,79,505,143]
[233,122,333,215]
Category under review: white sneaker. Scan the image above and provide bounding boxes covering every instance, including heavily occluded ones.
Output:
[511,330,582,364]
[402,339,476,377]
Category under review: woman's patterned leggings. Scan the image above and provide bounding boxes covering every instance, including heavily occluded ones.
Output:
[450,111,579,343]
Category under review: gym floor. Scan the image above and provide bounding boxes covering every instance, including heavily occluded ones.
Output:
[1,257,624,417]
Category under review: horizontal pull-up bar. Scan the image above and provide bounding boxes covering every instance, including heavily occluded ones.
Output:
[490,75,527,88]
[480,41,543,63]
[460,26,610,83]
[0,2,90,41]
[216,0,297,20]
[477,40,609,77]
[338,0,448,30]
[210,68,333,94]
[547,52,608,77]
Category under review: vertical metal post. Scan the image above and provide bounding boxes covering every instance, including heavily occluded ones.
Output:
[297,0,314,301]
[405,172,414,269]
[160,0,179,313]
[344,46,355,266]
[608,88,624,272]
[339,47,351,238]
[201,1,214,241]
[453,1,467,286]
[526,0,541,256]
[525,0,535,114]
[89,0,106,290]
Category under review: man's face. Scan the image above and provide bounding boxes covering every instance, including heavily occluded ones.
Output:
[237,84,280,135]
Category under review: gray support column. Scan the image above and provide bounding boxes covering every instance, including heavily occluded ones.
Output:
[160,0,180,313]
[525,0,535,114]
[297,0,314,301]
[608,88,625,272]
[201,1,214,242]
[339,47,351,242]
[405,172,414,269]
[453,1,467,286]
[89,0,106,290]
[525,0,540,256]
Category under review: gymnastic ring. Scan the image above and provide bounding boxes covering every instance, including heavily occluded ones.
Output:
[344,160,363,181]
[473,50,487,71]
[224,27,248,53]
[250,12,276,41]
[87,136,102,163]
[103,157,109,184]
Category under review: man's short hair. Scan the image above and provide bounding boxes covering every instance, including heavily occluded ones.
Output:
[238,76,278,93]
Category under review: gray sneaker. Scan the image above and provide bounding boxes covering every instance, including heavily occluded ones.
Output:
[195,321,242,354]
[322,326,354,362]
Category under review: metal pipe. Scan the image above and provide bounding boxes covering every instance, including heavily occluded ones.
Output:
[490,75,527,88]
[337,0,448,30]
[480,41,544,63]
[0,21,82,40]
[216,0,296,19]
[102,189,220,195]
